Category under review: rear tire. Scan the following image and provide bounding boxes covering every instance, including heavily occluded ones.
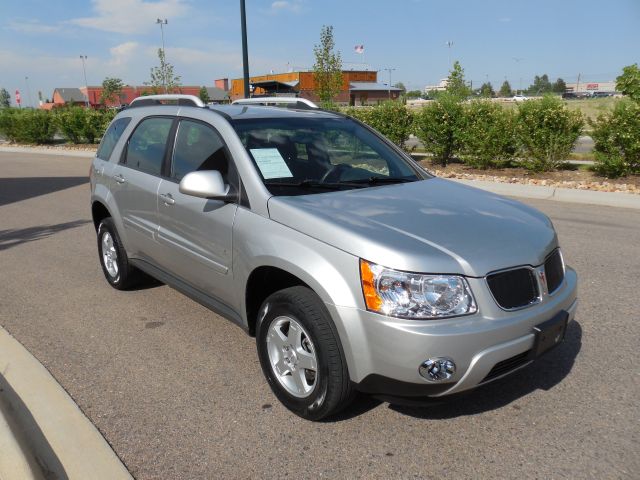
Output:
[97,217,142,290]
[256,286,354,420]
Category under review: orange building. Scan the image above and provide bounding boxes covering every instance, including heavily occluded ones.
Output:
[230,70,402,105]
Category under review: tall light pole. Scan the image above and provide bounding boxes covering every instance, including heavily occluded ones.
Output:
[445,41,454,71]
[240,0,250,98]
[382,68,396,99]
[79,55,89,107]
[512,57,524,94]
[24,76,32,108]
[156,18,168,93]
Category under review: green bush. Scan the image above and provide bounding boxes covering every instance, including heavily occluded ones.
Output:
[345,102,414,149]
[54,107,85,143]
[590,100,640,177]
[459,100,517,168]
[84,109,115,144]
[413,94,464,166]
[0,108,23,142]
[516,95,583,172]
[0,109,56,144]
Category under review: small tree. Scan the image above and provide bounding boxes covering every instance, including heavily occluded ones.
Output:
[478,82,494,98]
[312,25,343,107]
[100,77,124,105]
[616,64,640,102]
[499,80,513,97]
[346,102,414,149]
[446,61,471,99]
[526,74,553,95]
[198,86,210,104]
[405,90,423,99]
[552,78,567,94]
[393,82,406,93]
[145,48,181,93]
[0,88,10,108]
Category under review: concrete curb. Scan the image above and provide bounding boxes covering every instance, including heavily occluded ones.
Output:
[0,146,94,158]
[0,326,132,480]
[451,179,640,210]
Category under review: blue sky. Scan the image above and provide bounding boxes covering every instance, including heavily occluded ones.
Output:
[1,0,638,106]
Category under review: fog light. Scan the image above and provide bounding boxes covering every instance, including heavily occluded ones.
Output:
[419,357,456,382]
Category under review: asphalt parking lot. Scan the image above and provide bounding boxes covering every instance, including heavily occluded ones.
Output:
[1,151,638,479]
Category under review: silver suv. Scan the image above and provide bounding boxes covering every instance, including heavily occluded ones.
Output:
[90,94,578,420]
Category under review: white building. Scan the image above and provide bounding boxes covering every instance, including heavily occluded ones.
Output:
[424,78,449,93]
[565,81,617,93]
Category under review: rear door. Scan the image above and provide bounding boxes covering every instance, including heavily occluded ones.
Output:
[156,118,239,301]
[109,116,175,262]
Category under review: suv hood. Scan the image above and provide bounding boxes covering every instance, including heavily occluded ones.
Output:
[267,178,557,277]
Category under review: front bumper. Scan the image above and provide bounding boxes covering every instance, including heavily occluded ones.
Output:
[326,266,578,398]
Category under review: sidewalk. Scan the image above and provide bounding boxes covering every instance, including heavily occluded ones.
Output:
[1,144,639,210]
[0,326,132,480]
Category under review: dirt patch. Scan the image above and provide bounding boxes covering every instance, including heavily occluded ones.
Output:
[420,161,640,195]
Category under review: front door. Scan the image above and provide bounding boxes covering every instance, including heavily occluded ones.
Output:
[156,118,238,303]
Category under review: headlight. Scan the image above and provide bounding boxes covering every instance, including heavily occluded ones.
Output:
[360,259,477,319]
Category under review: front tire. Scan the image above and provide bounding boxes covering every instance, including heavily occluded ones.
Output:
[256,286,354,420]
[97,217,141,290]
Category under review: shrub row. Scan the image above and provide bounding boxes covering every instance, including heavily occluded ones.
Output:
[0,107,116,144]
[346,95,586,173]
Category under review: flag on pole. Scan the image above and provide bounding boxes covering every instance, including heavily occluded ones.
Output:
[354,45,364,54]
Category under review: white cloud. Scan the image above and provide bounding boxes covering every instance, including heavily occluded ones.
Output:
[7,20,61,34]
[69,0,190,34]
[270,0,303,14]
[107,42,140,67]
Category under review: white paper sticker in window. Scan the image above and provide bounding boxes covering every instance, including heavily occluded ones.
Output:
[250,148,293,179]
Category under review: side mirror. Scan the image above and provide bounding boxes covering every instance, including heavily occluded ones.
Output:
[179,170,235,202]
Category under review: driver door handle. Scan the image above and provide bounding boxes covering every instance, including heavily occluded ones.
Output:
[113,174,125,184]
[160,193,175,205]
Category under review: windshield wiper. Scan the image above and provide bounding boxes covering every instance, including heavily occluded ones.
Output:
[266,180,366,190]
[344,176,416,185]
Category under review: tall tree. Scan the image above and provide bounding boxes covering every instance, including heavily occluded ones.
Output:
[527,74,553,95]
[312,25,343,106]
[393,81,406,93]
[199,86,210,104]
[145,48,182,94]
[0,88,10,108]
[100,77,124,105]
[616,63,640,102]
[499,80,513,97]
[446,61,471,99]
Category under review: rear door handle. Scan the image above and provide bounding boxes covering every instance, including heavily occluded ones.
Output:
[113,174,125,184]
[160,193,175,205]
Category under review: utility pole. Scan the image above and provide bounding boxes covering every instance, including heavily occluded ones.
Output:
[576,73,581,93]
[156,18,168,93]
[383,68,395,99]
[24,76,32,109]
[240,0,250,98]
[512,57,524,94]
[79,55,89,107]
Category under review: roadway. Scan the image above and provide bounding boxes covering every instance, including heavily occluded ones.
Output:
[0,151,637,479]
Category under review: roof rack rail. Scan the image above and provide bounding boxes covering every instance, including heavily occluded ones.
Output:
[231,97,319,110]
[128,94,205,108]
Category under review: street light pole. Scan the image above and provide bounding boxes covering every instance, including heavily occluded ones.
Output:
[382,68,396,99]
[445,41,454,71]
[79,55,89,107]
[240,0,250,98]
[156,18,168,93]
[24,76,32,108]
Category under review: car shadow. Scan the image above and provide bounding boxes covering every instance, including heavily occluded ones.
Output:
[0,220,91,251]
[0,177,88,207]
[329,320,582,422]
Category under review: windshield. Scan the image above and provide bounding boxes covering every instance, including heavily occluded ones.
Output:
[232,116,427,195]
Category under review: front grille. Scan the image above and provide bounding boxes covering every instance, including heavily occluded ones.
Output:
[482,350,532,383]
[544,249,564,294]
[487,268,539,310]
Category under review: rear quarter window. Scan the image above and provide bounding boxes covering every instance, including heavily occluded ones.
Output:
[96,117,132,161]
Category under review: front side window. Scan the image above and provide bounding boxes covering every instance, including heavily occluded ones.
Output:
[97,117,131,161]
[125,117,173,176]
[232,117,426,196]
[170,120,232,183]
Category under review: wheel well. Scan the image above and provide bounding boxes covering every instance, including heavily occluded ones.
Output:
[91,201,111,231]
[245,267,309,336]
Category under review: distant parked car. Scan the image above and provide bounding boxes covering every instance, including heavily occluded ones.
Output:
[512,95,529,102]
[562,92,578,100]
[591,91,613,98]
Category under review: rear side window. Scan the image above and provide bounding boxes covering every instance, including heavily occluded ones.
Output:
[96,117,131,161]
[125,117,173,176]
[171,120,232,183]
